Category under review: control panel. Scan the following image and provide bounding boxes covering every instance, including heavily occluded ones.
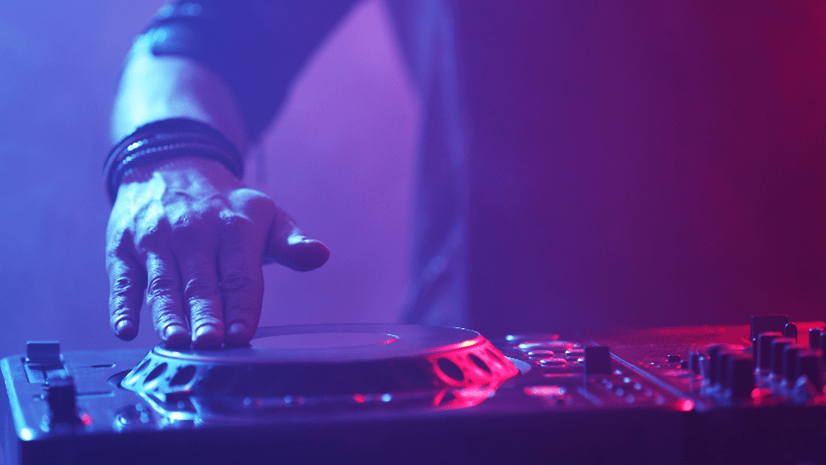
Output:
[1,318,825,465]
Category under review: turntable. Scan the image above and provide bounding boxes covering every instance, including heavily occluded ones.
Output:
[4,320,826,464]
[119,324,519,420]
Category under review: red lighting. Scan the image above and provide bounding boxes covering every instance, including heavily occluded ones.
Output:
[751,387,771,404]
[677,398,694,412]
[353,394,366,403]
[81,413,92,425]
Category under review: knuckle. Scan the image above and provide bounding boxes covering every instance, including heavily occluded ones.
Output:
[108,296,134,318]
[110,275,140,297]
[168,207,225,243]
[169,213,197,231]
[220,213,255,236]
[161,189,196,204]
[106,225,129,250]
[146,275,178,299]
[247,191,276,210]
[183,273,220,301]
[110,308,134,325]
[153,312,183,328]
[190,315,223,328]
[106,232,137,262]
[169,214,209,239]
[135,219,171,251]
[235,189,277,217]
[232,188,270,204]
[221,269,260,294]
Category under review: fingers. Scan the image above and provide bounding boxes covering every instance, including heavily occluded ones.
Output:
[108,185,327,349]
[219,216,264,346]
[145,250,190,347]
[178,251,225,349]
[169,211,225,349]
[107,252,145,341]
[265,209,330,272]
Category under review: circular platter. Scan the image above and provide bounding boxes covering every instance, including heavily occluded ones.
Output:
[119,325,519,420]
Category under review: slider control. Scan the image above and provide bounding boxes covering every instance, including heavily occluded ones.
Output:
[26,341,62,368]
[47,375,80,425]
[584,346,611,376]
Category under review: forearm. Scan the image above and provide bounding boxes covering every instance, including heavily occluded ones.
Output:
[112,40,247,154]
[104,0,345,347]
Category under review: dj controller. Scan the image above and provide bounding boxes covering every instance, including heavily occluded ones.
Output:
[2,316,825,465]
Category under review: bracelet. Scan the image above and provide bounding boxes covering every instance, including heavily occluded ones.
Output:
[104,118,244,203]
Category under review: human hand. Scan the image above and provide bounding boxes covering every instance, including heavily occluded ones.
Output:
[105,156,329,348]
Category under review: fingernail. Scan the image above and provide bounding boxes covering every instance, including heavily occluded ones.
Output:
[163,324,188,343]
[115,319,133,334]
[195,324,214,338]
[228,321,248,336]
[192,324,223,349]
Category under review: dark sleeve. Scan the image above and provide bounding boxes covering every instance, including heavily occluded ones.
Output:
[141,0,358,141]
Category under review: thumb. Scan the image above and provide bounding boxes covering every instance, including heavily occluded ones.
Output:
[265,218,330,271]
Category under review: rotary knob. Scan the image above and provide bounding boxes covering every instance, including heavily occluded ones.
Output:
[756,332,782,374]
[770,338,794,379]
[808,327,823,350]
[705,344,738,386]
[797,349,824,393]
[784,323,798,341]
[725,354,755,399]
[783,344,805,384]
[716,350,738,389]
[705,344,725,385]
[688,350,702,375]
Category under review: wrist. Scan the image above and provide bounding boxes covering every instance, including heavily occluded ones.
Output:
[104,118,243,204]
[119,156,235,185]
[114,156,241,209]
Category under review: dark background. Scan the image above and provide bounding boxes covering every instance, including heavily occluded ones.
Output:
[2,0,826,359]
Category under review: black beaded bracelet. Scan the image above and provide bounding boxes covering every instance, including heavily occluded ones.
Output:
[104,118,244,203]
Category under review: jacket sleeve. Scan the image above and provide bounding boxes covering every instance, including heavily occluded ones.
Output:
[140,0,358,141]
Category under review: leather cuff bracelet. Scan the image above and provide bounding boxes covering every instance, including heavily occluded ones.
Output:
[104,118,244,203]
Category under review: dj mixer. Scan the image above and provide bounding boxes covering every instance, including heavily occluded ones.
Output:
[1,317,824,464]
